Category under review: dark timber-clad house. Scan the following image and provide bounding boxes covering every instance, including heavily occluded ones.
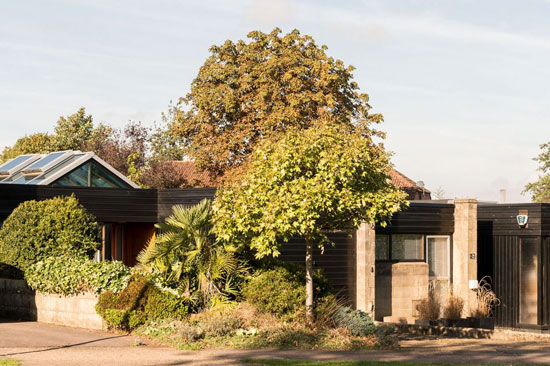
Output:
[1,151,549,332]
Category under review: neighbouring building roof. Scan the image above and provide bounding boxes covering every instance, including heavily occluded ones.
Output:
[0,151,138,188]
[389,169,431,200]
[170,160,431,200]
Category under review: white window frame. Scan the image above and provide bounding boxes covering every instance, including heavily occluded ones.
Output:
[426,235,451,281]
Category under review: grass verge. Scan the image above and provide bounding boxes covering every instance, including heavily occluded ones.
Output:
[242,361,550,366]
[0,360,21,366]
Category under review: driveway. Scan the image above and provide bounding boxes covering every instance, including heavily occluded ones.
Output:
[3,320,550,365]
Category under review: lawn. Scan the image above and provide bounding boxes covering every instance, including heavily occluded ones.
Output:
[242,360,546,366]
[0,360,20,366]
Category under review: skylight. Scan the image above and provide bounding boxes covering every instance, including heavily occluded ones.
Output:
[23,151,68,175]
[0,155,40,176]
[0,150,139,188]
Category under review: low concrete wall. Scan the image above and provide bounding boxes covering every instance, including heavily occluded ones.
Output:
[375,262,429,323]
[0,279,104,330]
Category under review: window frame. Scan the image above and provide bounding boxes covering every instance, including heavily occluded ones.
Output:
[375,233,426,263]
[426,235,451,280]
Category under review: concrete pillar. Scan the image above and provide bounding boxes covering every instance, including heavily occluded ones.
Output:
[356,222,375,316]
[452,199,478,313]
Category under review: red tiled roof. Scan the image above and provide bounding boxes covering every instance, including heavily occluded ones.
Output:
[171,160,429,194]
[389,168,430,193]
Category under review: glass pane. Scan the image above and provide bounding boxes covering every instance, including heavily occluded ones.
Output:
[0,155,33,171]
[25,152,65,170]
[520,238,539,324]
[375,235,389,260]
[51,163,90,187]
[428,237,449,278]
[90,161,129,188]
[391,234,423,260]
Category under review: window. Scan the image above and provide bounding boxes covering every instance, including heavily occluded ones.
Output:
[375,234,424,261]
[51,161,131,188]
[392,234,423,260]
[427,236,450,279]
[375,235,390,260]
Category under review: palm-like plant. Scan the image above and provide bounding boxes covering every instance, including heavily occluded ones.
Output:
[137,199,244,307]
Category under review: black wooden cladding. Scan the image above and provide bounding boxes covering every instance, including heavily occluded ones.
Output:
[0,184,158,223]
[157,188,216,221]
[478,203,550,236]
[277,232,356,303]
[375,203,455,235]
[491,235,520,328]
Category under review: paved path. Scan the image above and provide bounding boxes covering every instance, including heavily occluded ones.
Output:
[3,320,550,365]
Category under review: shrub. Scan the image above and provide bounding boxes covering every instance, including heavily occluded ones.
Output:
[242,263,330,319]
[0,195,100,271]
[95,274,189,330]
[242,267,304,317]
[332,306,376,337]
[25,256,131,295]
[443,294,464,319]
[416,284,441,321]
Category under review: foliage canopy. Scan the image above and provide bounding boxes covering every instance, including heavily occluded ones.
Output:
[173,28,384,179]
[524,142,550,202]
[213,122,407,258]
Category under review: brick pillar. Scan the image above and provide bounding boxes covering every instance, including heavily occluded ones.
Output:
[356,222,375,316]
[452,199,478,313]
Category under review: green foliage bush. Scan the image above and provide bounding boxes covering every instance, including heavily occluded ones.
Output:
[0,196,100,271]
[332,306,376,337]
[242,263,330,318]
[24,256,131,295]
[95,274,189,330]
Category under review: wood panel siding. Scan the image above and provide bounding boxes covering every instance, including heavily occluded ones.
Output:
[277,232,356,303]
[478,204,545,236]
[157,188,216,221]
[375,203,455,235]
[492,235,520,328]
[0,184,157,224]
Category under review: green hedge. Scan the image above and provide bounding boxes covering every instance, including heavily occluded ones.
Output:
[25,256,131,295]
[0,195,100,271]
[96,274,189,330]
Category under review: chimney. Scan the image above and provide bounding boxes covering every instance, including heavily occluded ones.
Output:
[499,189,506,204]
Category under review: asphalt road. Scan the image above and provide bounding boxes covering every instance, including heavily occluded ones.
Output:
[3,320,550,365]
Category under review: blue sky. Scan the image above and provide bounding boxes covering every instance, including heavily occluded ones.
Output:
[1,0,549,202]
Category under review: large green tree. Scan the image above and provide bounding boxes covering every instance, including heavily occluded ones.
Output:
[524,142,550,202]
[53,107,94,151]
[173,28,383,179]
[213,122,407,320]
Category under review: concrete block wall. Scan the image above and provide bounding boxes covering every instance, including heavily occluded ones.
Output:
[0,279,104,330]
[375,262,429,323]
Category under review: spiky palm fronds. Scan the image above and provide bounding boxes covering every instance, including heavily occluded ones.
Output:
[137,199,245,308]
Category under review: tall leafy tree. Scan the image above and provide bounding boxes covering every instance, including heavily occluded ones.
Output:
[213,122,407,321]
[1,133,55,162]
[172,28,383,179]
[53,107,94,151]
[524,142,550,202]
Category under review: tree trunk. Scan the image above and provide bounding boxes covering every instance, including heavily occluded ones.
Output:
[305,236,314,323]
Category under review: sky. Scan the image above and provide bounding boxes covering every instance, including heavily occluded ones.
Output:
[1,0,549,202]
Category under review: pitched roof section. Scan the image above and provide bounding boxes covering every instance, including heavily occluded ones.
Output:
[0,151,139,188]
[170,160,431,199]
[389,169,430,193]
